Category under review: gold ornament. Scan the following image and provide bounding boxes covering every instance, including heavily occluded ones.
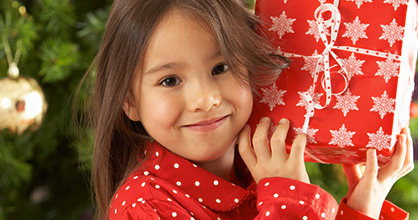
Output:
[0,64,47,134]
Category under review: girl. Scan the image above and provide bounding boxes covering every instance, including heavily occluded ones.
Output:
[85,0,414,219]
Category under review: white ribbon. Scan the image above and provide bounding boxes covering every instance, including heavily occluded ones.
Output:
[278,3,402,134]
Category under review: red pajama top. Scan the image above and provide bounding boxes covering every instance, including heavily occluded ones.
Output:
[109,143,408,219]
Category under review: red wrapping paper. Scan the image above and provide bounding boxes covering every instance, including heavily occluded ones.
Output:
[248,0,418,164]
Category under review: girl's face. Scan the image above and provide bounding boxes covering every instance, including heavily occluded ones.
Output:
[125,10,253,165]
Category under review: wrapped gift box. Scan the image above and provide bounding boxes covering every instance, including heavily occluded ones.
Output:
[248,0,418,164]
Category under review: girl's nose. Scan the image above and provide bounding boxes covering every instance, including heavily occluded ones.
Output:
[186,80,221,112]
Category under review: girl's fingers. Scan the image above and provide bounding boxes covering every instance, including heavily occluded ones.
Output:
[288,134,307,163]
[363,149,378,181]
[379,134,407,181]
[252,117,272,159]
[238,125,257,169]
[395,128,414,179]
[270,118,290,159]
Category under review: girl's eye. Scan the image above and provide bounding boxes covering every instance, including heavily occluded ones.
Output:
[212,63,229,75]
[159,76,182,87]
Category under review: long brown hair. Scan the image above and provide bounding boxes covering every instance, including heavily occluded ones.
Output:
[83,0,289,219]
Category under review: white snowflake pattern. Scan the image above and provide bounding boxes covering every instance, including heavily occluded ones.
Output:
[331,149,360,158]
[375,59,400,83]
[333,89,360,116]
[339,53,365,80]
[346,0,372,9]
[306,18,329,42]
[268,11,296,39]
[328,124,356,148]
[259,83,286,111]
[379,18,404,47]
[296,86,323,110]
[366,127,391,150]
[301,50,322,78]
[370,91,395,119]
[383,0,408,11]
[342,16,369,45]
[293,126,319,144]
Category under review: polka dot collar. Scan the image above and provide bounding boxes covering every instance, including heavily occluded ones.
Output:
[140,142,253,211]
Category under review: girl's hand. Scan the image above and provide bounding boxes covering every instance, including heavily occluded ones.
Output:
[238,117,310,184]
[343,128,414,218]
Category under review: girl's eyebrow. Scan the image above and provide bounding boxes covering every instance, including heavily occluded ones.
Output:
[144,51,222,75]
[144,63,179,75]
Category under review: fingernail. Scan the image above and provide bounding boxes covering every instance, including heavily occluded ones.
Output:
[279,118,288,124]
[260,117,270,123]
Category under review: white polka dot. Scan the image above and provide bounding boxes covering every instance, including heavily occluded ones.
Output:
[299,200,305,205]
[315,194,320,199]
[332,208,335,213]
[234,198,239,203]
[141,200,145,204]
[391,207,395,212]
[138,198,143,202]
[216,199,221,203]
[290,185,295,190]
[122,201,126,206]
[155,185,160,189]
[214,180,219,185]
[340,210,344,215]
[264,182,270,186]
[133,176,138,179]
[191,218,195,220]
[258,202,263,206]
[141,182,146,187]
[195,181,200,186]
[217,218,221,220]
[198,198,203,202]
[173,189,178,194]
[155,164,160,170]
[167,198,172,201]
[273,193,279,198]
[132,203,136,208]
[115,209,117,214]
[321,213,325,218]
[303,216,308,220]
[156,151,160,157]
[185,194,190,198]
[154,209,157,212]
[125,186,130,190]
[281,205,286,209]
[176,181,182,186]
[174,163,179,168]
[172,212,177,217]
[190,212,194,216]
[115,194,119,199]
[266,211,270,216]
[144,171,149,176]
[193,164,198,167]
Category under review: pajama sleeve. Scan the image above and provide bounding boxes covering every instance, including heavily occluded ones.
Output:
[255,177,339,219]
[337,197,409,220]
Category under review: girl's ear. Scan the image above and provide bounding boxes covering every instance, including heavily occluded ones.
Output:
[123,94,141,122]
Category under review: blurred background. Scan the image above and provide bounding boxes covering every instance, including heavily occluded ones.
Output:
[0,0,417,219]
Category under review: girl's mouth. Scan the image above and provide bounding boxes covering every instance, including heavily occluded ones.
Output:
[183,115,229,132]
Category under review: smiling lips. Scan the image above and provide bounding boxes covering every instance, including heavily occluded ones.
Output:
[184,115,229,132]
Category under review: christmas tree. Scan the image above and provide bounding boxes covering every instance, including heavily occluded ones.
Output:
[0,0,417,220]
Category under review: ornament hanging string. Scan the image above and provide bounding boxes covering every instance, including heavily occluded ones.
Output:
[2,32,22,78]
